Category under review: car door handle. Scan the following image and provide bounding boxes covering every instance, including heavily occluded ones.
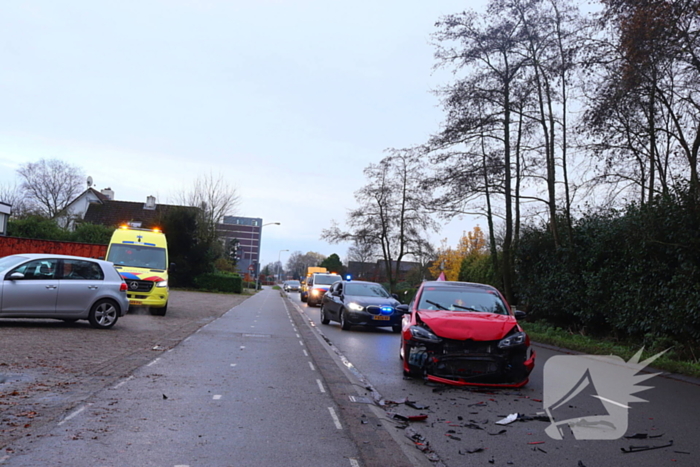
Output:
[88,285,99,290]
[45,285,57,290]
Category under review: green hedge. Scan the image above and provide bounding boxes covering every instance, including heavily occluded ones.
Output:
[514,189,700,360]
[194,272,243,294]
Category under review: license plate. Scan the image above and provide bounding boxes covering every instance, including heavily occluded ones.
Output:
[130,301,143,305]
[373,315,390,321]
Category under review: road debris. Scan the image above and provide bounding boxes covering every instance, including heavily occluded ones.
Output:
[621,440,674,453]
[624,432,664,439]
[459,447,484,454]
[392,413,429,422]
[496,413,519,425]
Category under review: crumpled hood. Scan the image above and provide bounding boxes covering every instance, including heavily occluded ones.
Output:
[417,310,517,341]
[115,266,167,282]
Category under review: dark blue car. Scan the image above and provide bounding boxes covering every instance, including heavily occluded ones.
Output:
[320,280,402,332]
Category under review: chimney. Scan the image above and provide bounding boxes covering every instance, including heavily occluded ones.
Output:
[100,188,114,200]
[144,195,156,210]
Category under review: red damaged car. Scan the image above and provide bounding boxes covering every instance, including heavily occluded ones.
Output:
[399,281,535,387]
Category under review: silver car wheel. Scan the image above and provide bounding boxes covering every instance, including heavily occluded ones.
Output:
[89,300,119,329]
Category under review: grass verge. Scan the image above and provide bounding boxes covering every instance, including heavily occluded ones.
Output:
[521,321,700,379]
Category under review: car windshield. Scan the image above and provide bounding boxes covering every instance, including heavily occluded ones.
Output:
[288,280,300,286]
[345,282,390,298]
[418,287,509,315]
[314,274,341,285]
[106,244,167,270]
[0,256,26,273]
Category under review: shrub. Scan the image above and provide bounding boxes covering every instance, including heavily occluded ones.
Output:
[194,272,243,294]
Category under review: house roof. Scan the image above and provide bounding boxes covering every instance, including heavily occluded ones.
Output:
[83,200,194,229]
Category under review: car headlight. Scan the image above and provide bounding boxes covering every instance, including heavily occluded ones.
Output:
[498,331,527,349]
[347,302,364,312]
[311,289,323,296]
[156,280,168,288]
[409,325,442,343]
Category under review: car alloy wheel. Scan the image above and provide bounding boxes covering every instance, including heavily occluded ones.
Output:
[88,299,119,329]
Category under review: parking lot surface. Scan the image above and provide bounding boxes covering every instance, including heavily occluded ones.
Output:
[0,290,250,450]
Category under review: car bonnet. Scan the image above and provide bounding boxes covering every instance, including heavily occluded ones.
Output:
[345,295,399,307]
[416,310,517,341]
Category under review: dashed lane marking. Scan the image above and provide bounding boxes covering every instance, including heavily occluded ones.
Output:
[308,362,315,371]
[328,407,342,429]
[316,379,325,393]
[213,395,222,400]
[147,358,161,367]
[112,376,134,389]
[58,404,91,426]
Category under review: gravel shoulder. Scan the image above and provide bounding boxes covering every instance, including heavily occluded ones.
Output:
[0,289,250,451]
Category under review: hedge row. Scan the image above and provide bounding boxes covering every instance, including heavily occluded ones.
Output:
[515,189,700,356]
[194,272,243,294]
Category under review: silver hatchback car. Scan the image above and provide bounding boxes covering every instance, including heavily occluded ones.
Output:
[0,254,130,329]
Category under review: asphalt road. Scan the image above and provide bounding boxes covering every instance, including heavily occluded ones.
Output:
[0,288,424,467]
[3,286,699,466]
[290,290,700,467]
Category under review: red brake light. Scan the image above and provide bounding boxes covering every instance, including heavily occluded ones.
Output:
[119,282,128,292]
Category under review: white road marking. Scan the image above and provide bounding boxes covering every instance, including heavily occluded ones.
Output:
[230,363,237,367]
[299,340,304,346]
[316,379,325,393]
[349,459,360,467]
[308,362,315,371]
[303,350,308,357]
[296,333,300,338]
[58,405,90,425]
[112,376,134,389]
[240,346,245,350]
[147,358,161,367]
[328,407,342,429]
[213,395,222,400]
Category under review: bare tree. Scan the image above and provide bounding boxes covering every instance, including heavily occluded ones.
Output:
[16,159,84,218]
[346,237,377,279]
[322,150,437,292]
[286,251,326,280]
[175,172,241,227]
[0,181,30,218]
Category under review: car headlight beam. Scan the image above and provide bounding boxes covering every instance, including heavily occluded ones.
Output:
[348,302,364,312]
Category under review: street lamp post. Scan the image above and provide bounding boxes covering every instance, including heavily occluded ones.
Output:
[278,249,289,283]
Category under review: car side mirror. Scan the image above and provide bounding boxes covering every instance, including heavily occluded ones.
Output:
[514,309,526,320]
[9,272,24,280]
[391,293,399,300]
[396,304,410,314]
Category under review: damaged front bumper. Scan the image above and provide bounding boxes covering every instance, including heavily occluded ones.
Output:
[405,339,535,387]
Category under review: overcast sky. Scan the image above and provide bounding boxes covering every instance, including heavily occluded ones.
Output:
[0,0,488,268]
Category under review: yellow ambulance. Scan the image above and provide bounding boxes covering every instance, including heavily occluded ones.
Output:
[105,226,170,315]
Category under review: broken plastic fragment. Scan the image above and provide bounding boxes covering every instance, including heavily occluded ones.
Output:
[496,413,519,425]
[621,440,674,453]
